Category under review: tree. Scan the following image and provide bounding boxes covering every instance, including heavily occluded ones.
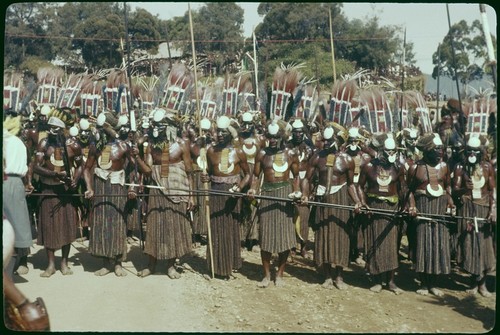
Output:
[431,19,496,86]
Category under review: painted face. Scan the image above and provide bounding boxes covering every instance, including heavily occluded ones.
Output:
[266,133,281,148]
[347,138,361,152]
[466,148,481,165]
[383,148,398,163]
[79,129,91,144]
[217,128,232,145]
[241,121,254,135]
[291,127,304,143]
[49,125,62,136]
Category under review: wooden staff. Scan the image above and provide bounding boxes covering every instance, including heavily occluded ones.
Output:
[188,3,214,279]
[328,8,336,84]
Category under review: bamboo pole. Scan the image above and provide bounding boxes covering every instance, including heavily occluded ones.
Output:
[188,3,214,279]
[328,8,337,84]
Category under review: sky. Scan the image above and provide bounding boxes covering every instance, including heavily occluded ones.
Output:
[130,2,497,75]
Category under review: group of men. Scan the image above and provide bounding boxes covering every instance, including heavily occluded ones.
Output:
[2,94,496,300]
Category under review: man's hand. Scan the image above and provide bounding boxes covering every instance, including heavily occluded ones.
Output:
[200,172,210,183]
[84,189,94,199]
[25,184,35,195]
[128,189,137,200]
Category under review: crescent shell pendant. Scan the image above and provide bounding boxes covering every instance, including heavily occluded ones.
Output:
[426,183,444,197]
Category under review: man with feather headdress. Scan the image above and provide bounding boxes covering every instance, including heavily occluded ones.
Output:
[32,108,81,278]
[83,111,150,277]
[302,122,362,290]
[407,133,455,297]
[201,115,251,279]
[247,119,302,288]
[136,108,195,279]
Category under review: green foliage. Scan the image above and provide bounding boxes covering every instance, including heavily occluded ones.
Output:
[432,19,495,86]
[19,57,54,79]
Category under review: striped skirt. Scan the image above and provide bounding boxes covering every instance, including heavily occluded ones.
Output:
[207,182,242,277]
[364,198,399,275]
[414,194,451,275]
[457,200,495,276]
[191,170,208,235]
[314,186,351,267]
[258,182,296,254]
[144,189,192,260]
[37,183,77,250]
[88,177,128,261]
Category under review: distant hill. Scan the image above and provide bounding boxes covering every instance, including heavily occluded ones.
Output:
[423,74,496,99]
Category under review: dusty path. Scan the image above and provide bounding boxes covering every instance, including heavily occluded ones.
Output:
[11,237,496,332]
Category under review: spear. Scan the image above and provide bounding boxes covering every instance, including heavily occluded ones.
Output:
[188,3,214,279]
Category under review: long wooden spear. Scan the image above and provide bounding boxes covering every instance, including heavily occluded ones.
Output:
[328,8,337,84]
[188,3,214,279]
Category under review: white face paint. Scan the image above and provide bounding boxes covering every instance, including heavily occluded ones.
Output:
[349,144,359,151]
[388,154,397,163]
[468,155,477,164]
[153,128,159,138]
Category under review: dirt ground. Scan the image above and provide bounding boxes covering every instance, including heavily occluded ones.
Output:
[10,233,496,333]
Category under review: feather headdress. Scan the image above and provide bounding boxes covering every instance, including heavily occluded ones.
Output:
[359,87,394,134]
[269,62,304,120]
[79,74,103,117]
[133,75,160,112]
[3,70,23,112]
[463,87,496,136]
[36,67,64,105]
[56,73,84,110]
[199,77,223,120]
[161,63,192,115]
[291,77,318,123]
[102,69,129,115]
[404,90,432,134]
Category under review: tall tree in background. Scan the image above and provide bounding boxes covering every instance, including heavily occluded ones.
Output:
[432,19,497,86]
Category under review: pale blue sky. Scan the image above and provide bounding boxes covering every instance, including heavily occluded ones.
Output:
[130,2,496,75]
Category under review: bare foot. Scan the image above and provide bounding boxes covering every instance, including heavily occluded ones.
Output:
[114,264,128,277]
[465,287,478,295]
[388,283,403,295]
[94,267,111,276]
[40,268,56,278]
[370,284,383,293]
[60,266,74,276]
[334,279,348,290]
[16,265,29,275]
[322,278,334,289]
[429,287,443,297]
[257,276,271,288]
[167,266,181,279]
[416,288,429,296]
[478,287,492,297]
[275,276,285,287]
[355,256,366,266]
[137,268,153,278]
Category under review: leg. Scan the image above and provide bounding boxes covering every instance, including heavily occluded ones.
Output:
[275,250,290,287]
[333,266,348,290]
[257,250,272,288]
[60,244,73,275]
[387,270,403,294]
[94,257,112,276]
[416,273,430,295]
[40,248,56,278]
[478,273,492,297]
[138,255,156,277]
[16,253,29,275]
[114,257,128,277]
[427,274,443,297]
[369,274,383,293]
[166,258,181,279]
[465,274,479,295]
[322,263,334,288]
